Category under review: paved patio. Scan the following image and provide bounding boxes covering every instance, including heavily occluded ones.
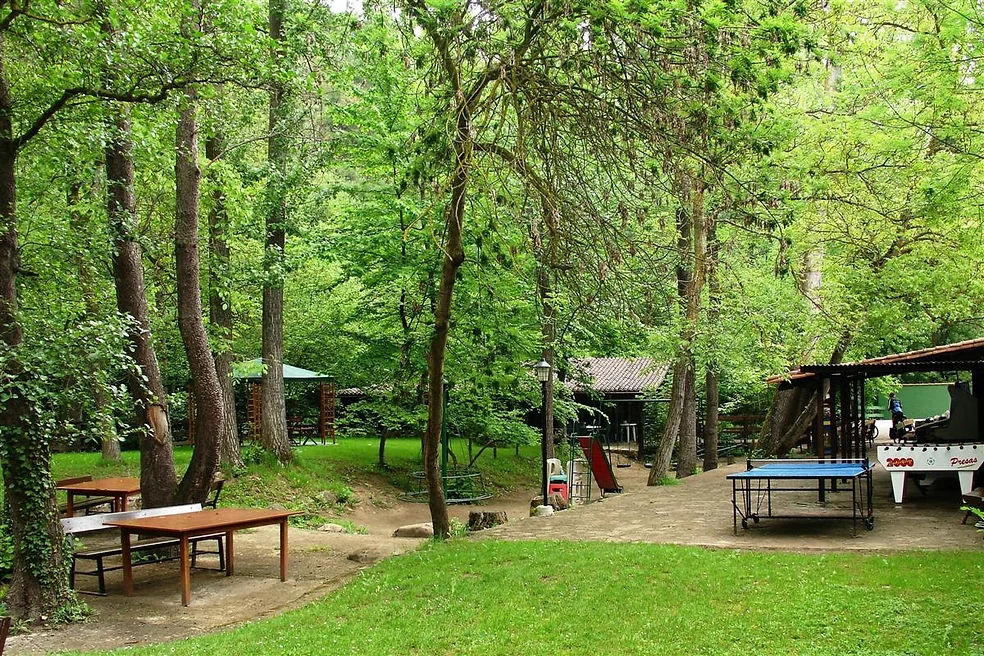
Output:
[481,449,984,552]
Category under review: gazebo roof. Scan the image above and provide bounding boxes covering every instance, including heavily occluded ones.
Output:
[767,337,984,387]
[233,358,332,382]
[570,357,670,395]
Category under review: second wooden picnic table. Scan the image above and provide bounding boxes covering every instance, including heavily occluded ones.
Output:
[57,477,141,516]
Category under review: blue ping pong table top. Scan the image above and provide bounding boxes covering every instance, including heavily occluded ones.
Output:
[727,462,870,480]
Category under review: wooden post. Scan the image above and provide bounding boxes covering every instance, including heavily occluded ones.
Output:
[328,381,336,444]
[248,383,262,442]
[973,368,983,441]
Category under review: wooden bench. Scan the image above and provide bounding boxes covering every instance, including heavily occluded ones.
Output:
[56,476,114,517]
[961,487,984,525]
[61,503,224,595]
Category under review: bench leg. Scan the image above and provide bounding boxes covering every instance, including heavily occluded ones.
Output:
[190,536,225,571]
[96,555,106,595]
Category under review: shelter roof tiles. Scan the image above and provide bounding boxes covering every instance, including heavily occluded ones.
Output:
[767,336,984,386]
[570,357,669,394]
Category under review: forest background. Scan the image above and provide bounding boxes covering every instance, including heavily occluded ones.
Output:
[2,0,984,622]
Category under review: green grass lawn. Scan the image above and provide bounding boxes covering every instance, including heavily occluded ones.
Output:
[60,540,984,656]
[51,438,541,529]
[48,441,984,655]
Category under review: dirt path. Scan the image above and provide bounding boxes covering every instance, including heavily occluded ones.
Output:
[7,449,982,654]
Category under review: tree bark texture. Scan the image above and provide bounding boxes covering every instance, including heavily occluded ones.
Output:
[174,90,223,504]
[260,0,292,464]
[647,359,689,483]
[675,180,706,478]
[676,357,698,476]
[106,105,177,508]
[0,35,75,621]
[206,131,243,470]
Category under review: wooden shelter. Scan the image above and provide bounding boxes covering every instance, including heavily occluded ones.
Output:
[569,357,670,458]
[768,337,984,459]
[235,359,336,445]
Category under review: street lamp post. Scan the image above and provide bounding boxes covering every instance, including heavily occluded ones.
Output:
[535,359,552,512]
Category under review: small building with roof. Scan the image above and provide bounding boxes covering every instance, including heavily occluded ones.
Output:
[567,357,670,454]
[768,337,984,459]
[232,358,337,445]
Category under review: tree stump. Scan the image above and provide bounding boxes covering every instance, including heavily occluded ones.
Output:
[528,492,569,514]
[468,510,508,531]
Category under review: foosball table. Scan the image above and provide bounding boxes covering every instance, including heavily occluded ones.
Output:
[876,443,984,503]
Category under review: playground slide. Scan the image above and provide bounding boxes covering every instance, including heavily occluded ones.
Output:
[577,436,623,495]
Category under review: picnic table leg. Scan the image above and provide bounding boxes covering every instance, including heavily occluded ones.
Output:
[226,531,235,576]
[66,492,75,517]
[280,519,288,581]
[180,536,191,607]
[121,530,134,596]
[120,494,129,512]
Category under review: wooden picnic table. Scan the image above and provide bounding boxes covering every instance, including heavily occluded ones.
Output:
[57,477,141,516]
[105,508,299,606]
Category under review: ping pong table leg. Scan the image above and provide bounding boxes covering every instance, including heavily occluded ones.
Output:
[852,479,857,536]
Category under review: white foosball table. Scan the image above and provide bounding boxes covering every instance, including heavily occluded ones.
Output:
[876,444,984,503]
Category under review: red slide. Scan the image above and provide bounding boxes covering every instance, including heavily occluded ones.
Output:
[578,436,623,495]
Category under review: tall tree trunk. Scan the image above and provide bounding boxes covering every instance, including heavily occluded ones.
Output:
[675,180,706,478]
[703,210,720,472]
[174,84,223,503]
[648,359,688,482]
[759,56,844,457]
[649,175,706,482]
[677,362,697,475]
[206,129,243,470]
[106,104,177,508]
[0,35,74,621]
[423,102,471,540]
[261,0,292,463]
[68,180,121,462]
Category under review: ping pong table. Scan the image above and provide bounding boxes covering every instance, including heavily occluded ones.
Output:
[727,459,874,536]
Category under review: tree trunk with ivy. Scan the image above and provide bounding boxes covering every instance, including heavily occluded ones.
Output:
[0,37,76,621]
